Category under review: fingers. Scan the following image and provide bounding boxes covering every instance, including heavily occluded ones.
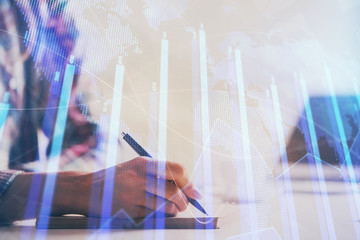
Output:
[138,193,179,217]
[160,161,201,200]
[131,157,184,180]
[145,180,189,212]
[181,184,202,200]
[131,157,201,200]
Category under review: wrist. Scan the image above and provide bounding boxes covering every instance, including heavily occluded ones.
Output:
[52,171,90,216]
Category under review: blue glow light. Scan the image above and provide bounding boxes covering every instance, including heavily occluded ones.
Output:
[324,65,360,227]
[36,58,76,232]
[299,75,336,240]
[0,93,10,142]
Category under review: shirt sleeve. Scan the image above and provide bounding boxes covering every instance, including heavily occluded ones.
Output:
[0,170,23,199]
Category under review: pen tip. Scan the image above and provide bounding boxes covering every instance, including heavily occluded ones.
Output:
[121,132,126,137]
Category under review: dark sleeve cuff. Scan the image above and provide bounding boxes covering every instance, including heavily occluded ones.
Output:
[0,170,23,199]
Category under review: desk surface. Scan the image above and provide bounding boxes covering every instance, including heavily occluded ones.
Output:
[1,164,359,240]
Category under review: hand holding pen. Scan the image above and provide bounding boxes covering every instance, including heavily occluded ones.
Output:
[121,132,208,216]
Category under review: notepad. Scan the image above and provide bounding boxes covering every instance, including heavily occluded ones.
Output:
[36,216,219,229]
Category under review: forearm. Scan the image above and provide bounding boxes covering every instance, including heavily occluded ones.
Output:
[0,171,91,223]
[0,158,200,222]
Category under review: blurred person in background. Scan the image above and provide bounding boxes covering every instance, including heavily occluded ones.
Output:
[0,0,198,223]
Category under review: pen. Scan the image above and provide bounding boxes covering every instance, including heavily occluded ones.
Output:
[121,132,208,216]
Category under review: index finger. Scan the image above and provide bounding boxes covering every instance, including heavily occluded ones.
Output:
[131,157,201,199]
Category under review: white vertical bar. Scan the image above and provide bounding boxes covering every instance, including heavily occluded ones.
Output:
[100,56,125,228]
[148,82,159,154]
[199,25,214,219]
[157,32,169,161]
[234,49,259,236]
[145,83,158,238]
[105,56,125,167]
[192,34,207,240]
[271,80,300,240]
[192,31,203,202]
[155,32,168,238]
[192,32,202,162]
[228,47,249,234]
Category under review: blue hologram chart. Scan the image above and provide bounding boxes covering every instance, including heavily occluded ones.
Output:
[1,0,360,239]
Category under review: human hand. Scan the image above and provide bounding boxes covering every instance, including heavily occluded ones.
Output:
[0,158,200,222]
[80,157,201,218]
